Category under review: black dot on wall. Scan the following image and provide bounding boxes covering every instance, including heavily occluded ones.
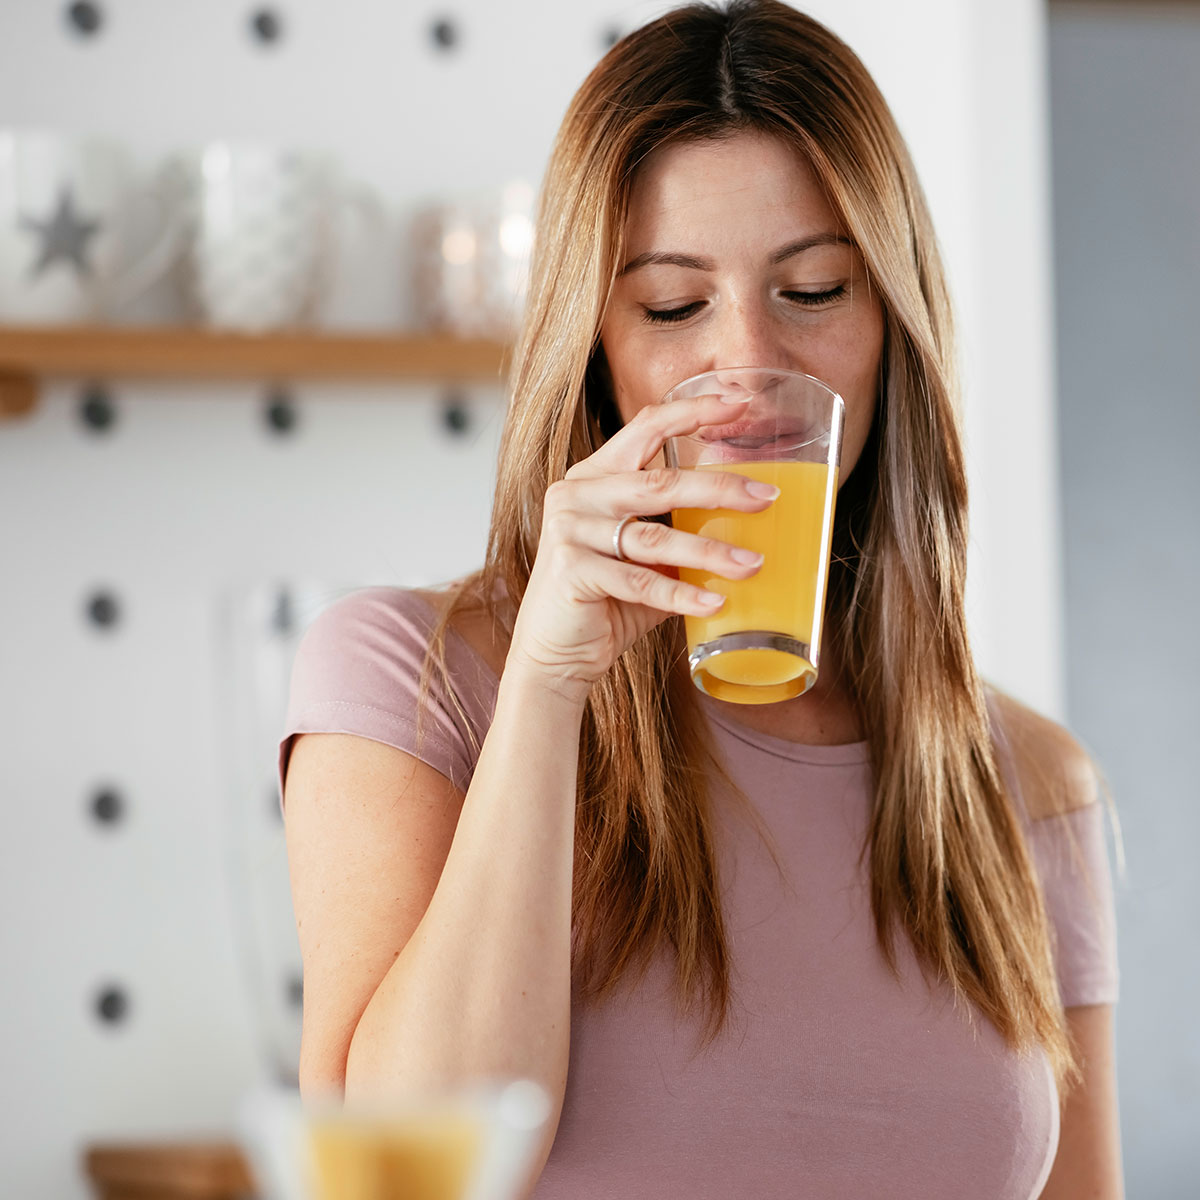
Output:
[430,16,459,52]
[79,383,117,433]
[270,586,295,636]
[95,985,130,1025]
[250,7,283,44]
[265,389,298,434]
[441,392,471,436]
[65,1,103,37]
[91,786,125,827]
[601,26,621,50]
[87,590,122,630]
[287,973,304,1010]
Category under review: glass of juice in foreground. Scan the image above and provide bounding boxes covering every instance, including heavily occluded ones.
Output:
[293,1079,553,1200]
[660,366,845,705]
[305,1107,484,1200]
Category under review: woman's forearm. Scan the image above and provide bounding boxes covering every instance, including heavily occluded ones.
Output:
[343,658,584,1120]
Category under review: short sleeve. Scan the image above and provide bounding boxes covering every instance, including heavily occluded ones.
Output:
[276,586,497,815]
[1024,799,1120,1008]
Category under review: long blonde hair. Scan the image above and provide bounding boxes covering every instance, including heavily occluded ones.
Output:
[415,0,1092,1101]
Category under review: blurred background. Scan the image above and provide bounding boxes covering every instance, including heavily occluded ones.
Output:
[0,0,1194,1197]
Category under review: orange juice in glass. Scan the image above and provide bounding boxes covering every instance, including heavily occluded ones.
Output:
[305,1108,485,1200]
[290,1080,554,1200]
[660,367,845,705]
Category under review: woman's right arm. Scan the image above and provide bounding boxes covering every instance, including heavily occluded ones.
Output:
[339,656,587,1167]
[284,392,772,1188]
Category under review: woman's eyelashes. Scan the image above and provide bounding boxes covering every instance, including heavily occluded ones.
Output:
[640,284,848,325]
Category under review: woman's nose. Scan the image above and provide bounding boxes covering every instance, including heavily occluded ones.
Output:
[703,299,792,378]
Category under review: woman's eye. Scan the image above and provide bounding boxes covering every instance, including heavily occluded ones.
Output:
[642,302,703,325]
[641,285,847,326]
[783,285,847,306]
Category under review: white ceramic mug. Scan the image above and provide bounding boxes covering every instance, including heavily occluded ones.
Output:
[168,140,387,331]
[0,128,188,323]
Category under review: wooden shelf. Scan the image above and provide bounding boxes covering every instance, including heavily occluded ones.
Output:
[0,324,511,421]
[83,1140,257,1200]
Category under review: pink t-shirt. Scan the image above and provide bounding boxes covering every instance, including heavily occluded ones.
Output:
[277,585,1119,1200]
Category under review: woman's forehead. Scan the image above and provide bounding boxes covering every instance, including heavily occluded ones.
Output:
[624,132,839,255]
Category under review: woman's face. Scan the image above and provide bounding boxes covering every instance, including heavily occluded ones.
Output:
[599,130,884,484]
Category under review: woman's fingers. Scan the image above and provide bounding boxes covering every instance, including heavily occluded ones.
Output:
[586,461,778,519]
[578,545,732,616]
[587,511,765,577]
[565,393,750,479]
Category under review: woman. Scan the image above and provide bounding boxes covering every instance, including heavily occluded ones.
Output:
[278,2,1122,1197]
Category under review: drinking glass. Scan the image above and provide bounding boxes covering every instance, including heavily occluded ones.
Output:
[659,367,845,705]
[236,1077,553,1200]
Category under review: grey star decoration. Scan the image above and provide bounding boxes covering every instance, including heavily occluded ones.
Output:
[19,184,104,279]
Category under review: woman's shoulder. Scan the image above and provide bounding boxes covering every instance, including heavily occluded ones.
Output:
[408,575,512,682]
[984,684,1098,823]
[295,577,506,685]
[302,583,439,654]
[279,580,502,806]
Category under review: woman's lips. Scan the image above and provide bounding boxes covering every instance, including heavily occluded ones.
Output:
[697,417,810,442]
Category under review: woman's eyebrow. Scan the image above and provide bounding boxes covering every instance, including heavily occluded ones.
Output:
[770,232,852,264]
[619,233,852,277]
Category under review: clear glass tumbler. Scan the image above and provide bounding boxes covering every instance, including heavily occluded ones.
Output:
[659,366,845,705]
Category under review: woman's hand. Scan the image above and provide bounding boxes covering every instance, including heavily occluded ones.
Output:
[506,394,777,697]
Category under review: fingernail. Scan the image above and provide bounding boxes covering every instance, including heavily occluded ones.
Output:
[719,393,752,405]
[730,547,764,565]
[745,481,780,499]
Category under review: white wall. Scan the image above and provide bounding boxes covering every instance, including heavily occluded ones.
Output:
[0,2,1065,1197]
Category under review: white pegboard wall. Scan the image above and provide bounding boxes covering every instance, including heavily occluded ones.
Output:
[0,373,505,1200]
